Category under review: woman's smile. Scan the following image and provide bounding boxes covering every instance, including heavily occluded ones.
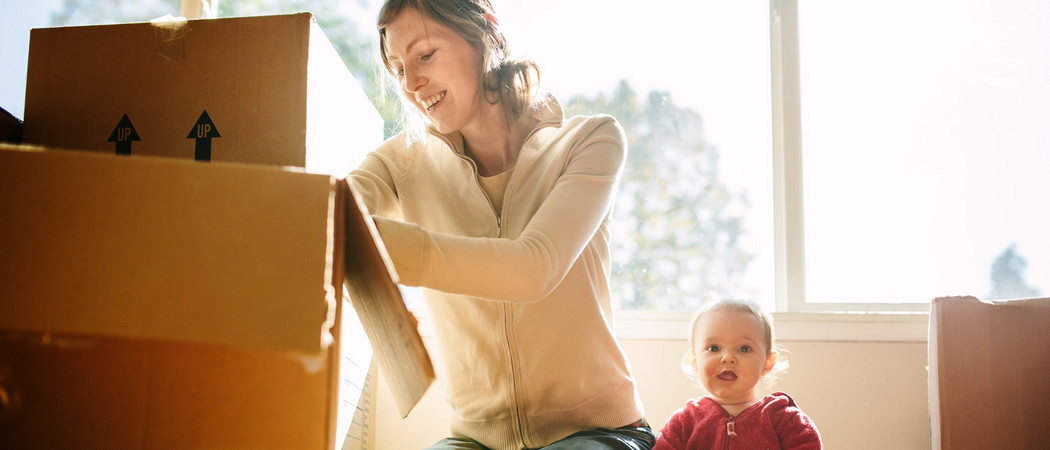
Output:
[420,91,446,114]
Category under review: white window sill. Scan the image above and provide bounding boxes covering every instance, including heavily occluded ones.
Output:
[411,308,930,343]
[613,310,930,342]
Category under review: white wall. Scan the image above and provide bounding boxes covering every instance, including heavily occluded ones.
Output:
[373,337,931,449]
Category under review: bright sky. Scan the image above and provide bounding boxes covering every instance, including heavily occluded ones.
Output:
[3,0,1046,305]
[796,0,1050,302]
[0,0,61,118]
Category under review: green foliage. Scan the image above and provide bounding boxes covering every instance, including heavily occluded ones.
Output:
[565,81,754,310]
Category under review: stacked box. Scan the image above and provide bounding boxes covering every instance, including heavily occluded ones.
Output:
[2,12,387,449]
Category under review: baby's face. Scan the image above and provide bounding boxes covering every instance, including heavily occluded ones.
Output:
[691,309,776,407]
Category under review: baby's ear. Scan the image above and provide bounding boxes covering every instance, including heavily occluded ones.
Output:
[680,349,698,375]
[762,350,778,375]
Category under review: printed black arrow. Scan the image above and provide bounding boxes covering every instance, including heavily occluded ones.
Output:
[107,113,140,156]
[186,110,220,161]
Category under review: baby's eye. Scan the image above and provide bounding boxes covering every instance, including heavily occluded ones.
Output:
[739,345,752,353]
[706,345,720,352]
[420,50,435,62]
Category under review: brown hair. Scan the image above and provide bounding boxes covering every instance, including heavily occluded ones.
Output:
[377,0,543,130]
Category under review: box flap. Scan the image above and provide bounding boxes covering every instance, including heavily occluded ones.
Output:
[341,179,434,417]
[0,144,340,354]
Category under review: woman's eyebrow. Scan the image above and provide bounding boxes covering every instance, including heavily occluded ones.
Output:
[391,35,428,62]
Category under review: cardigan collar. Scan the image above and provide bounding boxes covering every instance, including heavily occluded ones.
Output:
[427,94,564,158]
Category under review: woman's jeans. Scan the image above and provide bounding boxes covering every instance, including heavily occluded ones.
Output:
[425,421,656,450]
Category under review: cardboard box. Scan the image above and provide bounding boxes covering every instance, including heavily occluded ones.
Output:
[0,107,21,143]
[22,12,381,176]
[928,296,1050,449]
[0,144,340,352]
[0,144,374,449]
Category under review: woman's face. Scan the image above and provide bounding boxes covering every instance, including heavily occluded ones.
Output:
[384,7,484,134]
[691,309,777,407]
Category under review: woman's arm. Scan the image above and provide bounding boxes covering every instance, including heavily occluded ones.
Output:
[373,117,626,302]
[349,149,405,222]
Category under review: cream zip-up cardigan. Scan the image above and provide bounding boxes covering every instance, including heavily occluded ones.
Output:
[349,99,645,449]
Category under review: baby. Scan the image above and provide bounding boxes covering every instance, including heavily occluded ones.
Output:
[653,299,822,449]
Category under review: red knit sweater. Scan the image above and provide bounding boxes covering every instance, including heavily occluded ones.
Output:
[653,392,822,449]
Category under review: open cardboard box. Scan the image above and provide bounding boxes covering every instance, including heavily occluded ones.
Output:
[21,12,380,176]
[0,144,374,449]
[928,296,1050,449]
[2,12,434,446]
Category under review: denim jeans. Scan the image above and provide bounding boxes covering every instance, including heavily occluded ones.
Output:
[425,421,655,450]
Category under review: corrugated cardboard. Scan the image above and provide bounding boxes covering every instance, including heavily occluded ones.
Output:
[0,330,351,449]
[0,144,340,353]
[341,179,435,417]
[928,296,1050,449]
[0,107,21,143]
[22,12,380,176]
[0,144,373,449]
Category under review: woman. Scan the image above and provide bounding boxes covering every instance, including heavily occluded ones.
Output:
[349,1,651,448]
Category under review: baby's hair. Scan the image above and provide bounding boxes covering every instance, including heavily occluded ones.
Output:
[681,299,789,389]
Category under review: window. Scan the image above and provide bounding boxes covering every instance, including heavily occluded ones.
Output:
[501,1,775,313]
[782,0,1048,312]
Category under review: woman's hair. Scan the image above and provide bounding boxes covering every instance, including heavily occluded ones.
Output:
[377,0,544,134]
[681,299,789,389]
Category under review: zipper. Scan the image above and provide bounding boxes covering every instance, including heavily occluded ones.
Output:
[723,417,737,450]
[448,138,519,441]
[452,149,502,237]
[429,133,502,236]
[433,123,552,447]
[501,302,528,447]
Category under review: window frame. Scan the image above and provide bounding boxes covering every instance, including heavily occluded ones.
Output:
[613,1,931,341]
[771,0,931,315]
